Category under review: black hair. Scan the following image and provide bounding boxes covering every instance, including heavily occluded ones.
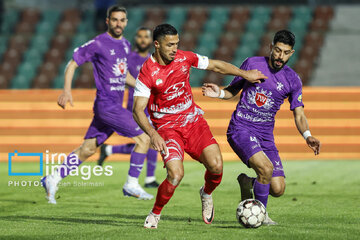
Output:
[273,30,295,48]
[153,24,178,42]
[137,26,152,34]
[106,5,127,19]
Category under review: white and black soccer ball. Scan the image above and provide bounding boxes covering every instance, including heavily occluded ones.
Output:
[236,199,266,228]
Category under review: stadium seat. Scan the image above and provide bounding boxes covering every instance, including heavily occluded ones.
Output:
[127,7,145,27]
[10,74,32,89]
[189,68,206,87]
[166,7,187,33]
[251,6,272,22]
[209,7,229,24]
[292,6,313,23]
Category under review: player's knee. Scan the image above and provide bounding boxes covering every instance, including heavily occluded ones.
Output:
[258,162,273,180]
[208,156,223,174]
[167,168,184,186]
[271,186,285,197]
[137,133,151,147]
[79,144,97,158]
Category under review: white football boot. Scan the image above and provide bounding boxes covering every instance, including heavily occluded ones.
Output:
[123,182,154,200]
[41,175,58,204]
[200,186,214,224]
[144,211,161,229]
[263,212,278,225]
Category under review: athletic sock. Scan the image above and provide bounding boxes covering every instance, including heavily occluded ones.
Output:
[152,179,178,215]
[253,179,270,208]
[146,149,158,178]
[112,144,135,154]
[128,151,146,179]
[203,170,223,195]
[57,152,83,181]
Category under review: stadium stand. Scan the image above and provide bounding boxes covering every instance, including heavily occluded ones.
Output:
[312,6,360,86]
[0,5,337,89]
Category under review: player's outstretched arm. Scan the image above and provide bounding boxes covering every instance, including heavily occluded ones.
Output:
[206,59,267,84]
[125,72,136,88]
[57,60,78,109]
[202,83,236,100]
[293,107,321,155]
[133,96,167,153]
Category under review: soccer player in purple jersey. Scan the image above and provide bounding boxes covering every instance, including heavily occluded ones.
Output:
[41,6,154,204]
[97,27,160,188]
[202,30,321,225]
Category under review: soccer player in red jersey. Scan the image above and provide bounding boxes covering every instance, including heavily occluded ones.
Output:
[132,24,267,228]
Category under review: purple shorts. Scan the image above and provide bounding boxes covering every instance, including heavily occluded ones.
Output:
[227,123,285,178]
[84,99,143,146]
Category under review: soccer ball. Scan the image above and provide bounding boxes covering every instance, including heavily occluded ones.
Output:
[236,199,266,228]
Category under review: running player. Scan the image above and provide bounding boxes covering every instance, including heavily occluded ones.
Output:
[133,24,267,228]
[97,27,159,188]
[41,5,154,204]
[202,30,321,225]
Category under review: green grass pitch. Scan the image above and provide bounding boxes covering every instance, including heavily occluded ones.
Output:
[1,160,359,239]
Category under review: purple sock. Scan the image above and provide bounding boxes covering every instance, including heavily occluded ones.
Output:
[146,149,158,177]
[253,179,270,208]
[128,152,147,178]
[112,144,135,154]
[58,152,83,178]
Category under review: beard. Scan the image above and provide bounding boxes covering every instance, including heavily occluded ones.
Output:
[136,43,151,53]
[270,54,288,71]
[108,26,123,38]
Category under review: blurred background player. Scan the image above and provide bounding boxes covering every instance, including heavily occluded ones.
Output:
[202,30,321,225]
[97,27,159,188]
[133,24,267,228]
[41,5,154,204]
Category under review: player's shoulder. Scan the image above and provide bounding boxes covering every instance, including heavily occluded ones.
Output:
[283,65,302,84]
[139,56,157,76]
[176,49,197,59]
[246,56,268,65]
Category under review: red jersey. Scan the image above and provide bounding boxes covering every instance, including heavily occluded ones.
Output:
[134,50,209,130]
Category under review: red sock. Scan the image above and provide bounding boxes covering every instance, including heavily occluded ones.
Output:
[203,170,223,195]
[152,179,178,215]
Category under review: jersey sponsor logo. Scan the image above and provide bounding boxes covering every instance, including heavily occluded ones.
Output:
[112,58,127,76]
[297,93,302,102]
[151,67,160,77]
[164,82,185,94]
[247,87,274,110]
[276,82,284,91]
[174,56,186,62]
[255,93,268,107]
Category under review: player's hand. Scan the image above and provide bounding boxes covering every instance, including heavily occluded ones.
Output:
[149,131,168,154]
[202,83,220,98]
[244,69,268,84]
[57,90,74,109]
[306,136,321,155]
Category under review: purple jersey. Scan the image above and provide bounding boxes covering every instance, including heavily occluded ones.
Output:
[72,32,131,104]
[127,51,150,111]
[228,56,304,133]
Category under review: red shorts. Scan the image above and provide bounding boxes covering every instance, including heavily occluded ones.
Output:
[157,117,217,166]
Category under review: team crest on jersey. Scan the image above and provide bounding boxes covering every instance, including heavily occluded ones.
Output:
[276,82,284,91]
[247,87,274,110]
[112,58,127,76]
[156,79,163,86]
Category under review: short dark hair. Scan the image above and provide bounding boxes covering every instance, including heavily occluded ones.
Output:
[153,24,178,42]
[106,5,127,19]
[137,26,152,34]
[273,30,295,48]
